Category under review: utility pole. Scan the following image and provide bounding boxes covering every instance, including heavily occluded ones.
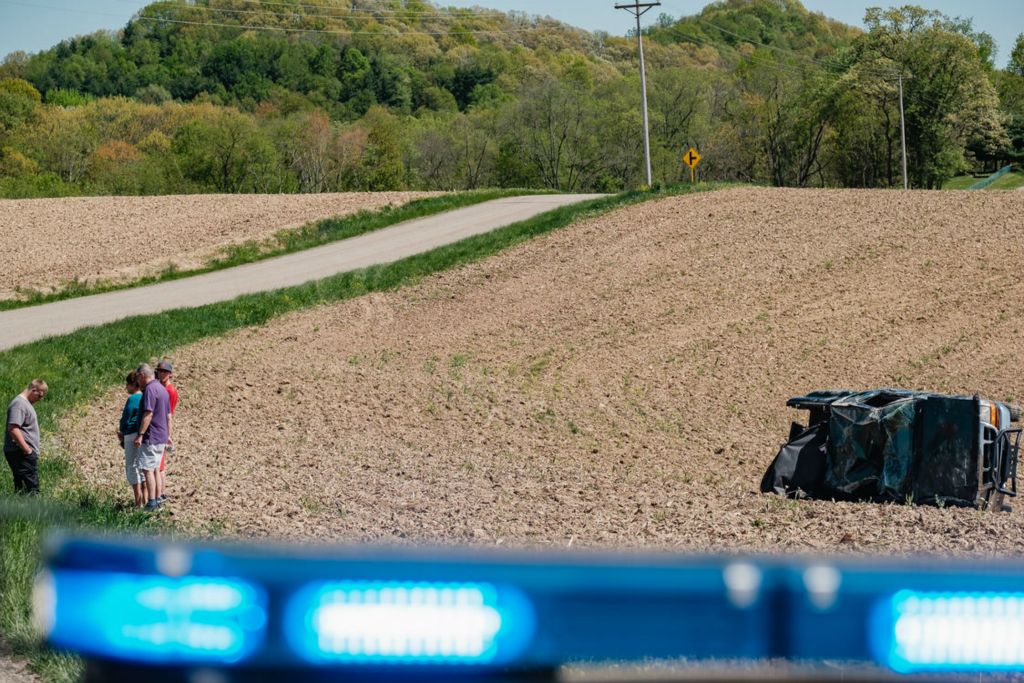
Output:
[615,1,660,187]
[897,72,908,190]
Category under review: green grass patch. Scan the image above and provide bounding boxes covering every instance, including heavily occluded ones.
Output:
[942,175,978,190]
[988,171,1024,190]
[0,464,165,682]
[943,170,1024,191]
[0,189,537,312]
[0,182,727,680]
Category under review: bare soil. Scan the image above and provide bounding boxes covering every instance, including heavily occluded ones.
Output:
[64,187,1024,556]
[0,192,436,299]
[0,638,38,683]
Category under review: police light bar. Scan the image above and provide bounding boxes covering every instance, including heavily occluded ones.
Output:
[284,581,534,665]
[36,534,1024,680]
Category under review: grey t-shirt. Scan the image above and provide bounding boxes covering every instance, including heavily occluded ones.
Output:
[4,395,39,455]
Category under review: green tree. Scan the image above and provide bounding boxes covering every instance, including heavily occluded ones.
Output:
[371,54,414,114]
[730,51,832,187]
[1011,34,1024,77]
[0,78,42,139]
[511,77,600,191]
[134,84,172,104]
[25,106,97,183]
[853,6,1007,187]
[272,109,334,193]
[171,107,277,192]
[359,106,406,190]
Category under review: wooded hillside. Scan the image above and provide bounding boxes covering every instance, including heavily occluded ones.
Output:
[0,0,1020,196]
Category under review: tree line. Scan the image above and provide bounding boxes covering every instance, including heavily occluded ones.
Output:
[0,0,1021,197]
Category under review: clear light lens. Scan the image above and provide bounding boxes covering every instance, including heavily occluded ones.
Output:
[46,570,267,663]
[286,581,534,665]
[880,591,1024,672]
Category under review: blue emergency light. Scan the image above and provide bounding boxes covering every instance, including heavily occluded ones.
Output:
[874,591,1024,673]
[36,569,267,664]
[36,534,1024,679]
[284,581,535,665]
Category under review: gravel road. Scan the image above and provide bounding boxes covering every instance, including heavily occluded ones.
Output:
[0,192,436,299]
[0,194,603,350]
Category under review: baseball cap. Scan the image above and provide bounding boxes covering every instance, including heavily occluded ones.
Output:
[155,360,173,373]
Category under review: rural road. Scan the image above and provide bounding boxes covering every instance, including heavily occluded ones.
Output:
[0,194,603,351]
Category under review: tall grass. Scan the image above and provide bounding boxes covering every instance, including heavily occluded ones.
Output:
[0,183,726,680]
[0,463,160,683]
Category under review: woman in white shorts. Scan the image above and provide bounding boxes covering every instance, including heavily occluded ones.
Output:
[117,372,144,507]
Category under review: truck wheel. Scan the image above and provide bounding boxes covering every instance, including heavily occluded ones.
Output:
[1010,404,1022,423]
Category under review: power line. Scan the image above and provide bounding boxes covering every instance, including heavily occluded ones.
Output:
[133,11,547,36]
[0,0,578,34]
[143,5,503,21]
[112,0,583,28]
[1,0,133,21]
[695,16,845,71]
[4,0,961,115]
[135,3,513,26]
[0,0,552,37]
[180,0,511,18]
[679,15,954,113]
[120,0,512,21]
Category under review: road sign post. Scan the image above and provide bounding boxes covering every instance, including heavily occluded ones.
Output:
[683,147,702,183]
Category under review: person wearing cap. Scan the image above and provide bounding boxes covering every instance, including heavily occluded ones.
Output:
[133,363,170,510]
[4,379,47,494]
[155,359,178,503]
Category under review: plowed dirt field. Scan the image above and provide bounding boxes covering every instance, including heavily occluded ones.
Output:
[65,188,1024,555]
[0,192,435,299]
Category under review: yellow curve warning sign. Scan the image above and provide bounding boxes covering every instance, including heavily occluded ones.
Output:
[683,147,702,169]
[683,147,701,183]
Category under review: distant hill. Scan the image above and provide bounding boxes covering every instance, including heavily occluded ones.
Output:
[0,1,1013,196]
[650,0,859,61]
[10,0,859,117]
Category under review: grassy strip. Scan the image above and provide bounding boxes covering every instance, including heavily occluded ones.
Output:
[0,483,161,683]
[942,171,1024,191]
[0,182,726,681]
[988,171,1024,190]
[0,189,537,312]
[941,175,977,190]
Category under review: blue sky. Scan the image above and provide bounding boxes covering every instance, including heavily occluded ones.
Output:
[1,0,1021,67]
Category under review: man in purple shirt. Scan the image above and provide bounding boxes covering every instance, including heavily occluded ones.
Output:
[132,363,170,510]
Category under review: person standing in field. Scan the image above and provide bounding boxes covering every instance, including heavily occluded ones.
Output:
[132,364,169,510]
[154,359,177,504]
[4,379,47,495]
[116,371,144,507]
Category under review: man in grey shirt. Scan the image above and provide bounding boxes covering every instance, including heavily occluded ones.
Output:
[4,379,47,494]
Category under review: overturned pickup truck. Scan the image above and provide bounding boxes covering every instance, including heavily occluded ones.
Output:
[761,389,1022,510]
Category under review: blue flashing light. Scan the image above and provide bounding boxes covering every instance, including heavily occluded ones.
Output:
[875,590,1024,673]
[41,569,267,664]
[285,581,535,666]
